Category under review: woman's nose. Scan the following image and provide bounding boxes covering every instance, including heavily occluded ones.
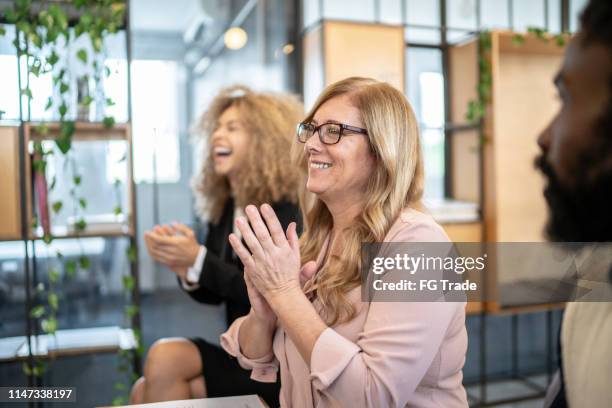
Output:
[304,130,324,153]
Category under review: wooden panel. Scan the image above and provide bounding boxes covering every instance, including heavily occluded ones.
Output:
[0,126,21,240]
[323,21,405,90]
[449,38,478,124]
[442,222,482,242]
[27,122,129,141]
[491,31,563,241]
[303,24,325,110]
[451,130,480,203]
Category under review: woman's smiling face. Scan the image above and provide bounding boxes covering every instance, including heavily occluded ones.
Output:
[304,94,376,204]
[210,105,249,178]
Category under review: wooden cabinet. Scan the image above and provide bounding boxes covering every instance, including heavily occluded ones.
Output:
[448,31,566,313]
[302,20,405,108]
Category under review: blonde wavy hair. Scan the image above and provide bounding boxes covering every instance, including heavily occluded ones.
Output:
[294,77,424,325]
[193,85,303,222]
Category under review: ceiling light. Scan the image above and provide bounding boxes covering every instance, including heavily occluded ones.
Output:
[224,27,248,50]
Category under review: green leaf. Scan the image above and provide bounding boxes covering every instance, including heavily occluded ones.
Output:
[22,362,33,376]
[112,396,128,406]
[44,97,53,111]
[31,215,39,229]
[125,305,139,319]
[21,88,33,99]
[103,116,115,129]
[42,233,53,244]
[0,25,6,37]
[52,200,63,213]
[114,382,127,391]
[30,305,46,319]
[512,34,525,47]
[79,198,87,209]
[81,95,94,106]
[554,34,566,47]
[104,66,111,77]
[33,159,47,174]
[79,255,90,270]
[122,275,134,291]
[105,97,116,107]
[113,206,123,216]
[47,51,59,66]
[41,317,57,334]
[56,121,74,154]
[126,245,137,263]
[58,102,68,117]
[74,175,82,185]
[49,269,60,284]
[48,293,59,311]
[66,260,77,277]
[59,82,69,94]
[76,48,88,64]
[75,218,87,232]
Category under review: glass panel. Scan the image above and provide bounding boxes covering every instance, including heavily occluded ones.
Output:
[130,60,181,184]
[303,0,321,27]
[547,0,562,33]
[324,0,376,21]
[447,29,474,44]
[421,128,445,199]
[379,0,403,24]
[481,0,510,30]
[0,55,20,121]
[570,0,588,32]
[406,0,440,26]
[447,0,478,30]
[406,47,445,199]
[513,0,546,32]
[0,241,27,338]
[30,139,131,237]
[405,27,441,44]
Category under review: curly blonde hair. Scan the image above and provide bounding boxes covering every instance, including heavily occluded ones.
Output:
[294,77,424,326]
[193,85,303,222]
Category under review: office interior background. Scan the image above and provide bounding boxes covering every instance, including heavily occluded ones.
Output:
[0,0,591,406]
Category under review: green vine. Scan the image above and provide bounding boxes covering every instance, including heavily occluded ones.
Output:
[0,0,131,395]
[465,27,571,148]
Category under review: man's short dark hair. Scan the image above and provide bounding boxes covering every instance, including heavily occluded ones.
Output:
[580,0,612,48]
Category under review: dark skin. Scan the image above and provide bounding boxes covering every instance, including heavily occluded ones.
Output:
[537,33,612,188]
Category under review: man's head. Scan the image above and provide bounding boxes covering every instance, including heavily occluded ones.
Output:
[536,0,612,242]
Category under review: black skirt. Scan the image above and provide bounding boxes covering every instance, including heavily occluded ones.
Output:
[189,337,281,408]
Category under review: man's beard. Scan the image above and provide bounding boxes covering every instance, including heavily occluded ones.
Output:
[534,137,612,243]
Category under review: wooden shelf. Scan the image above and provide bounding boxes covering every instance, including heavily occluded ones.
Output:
[0,326,137,362]
[26,121,130,142]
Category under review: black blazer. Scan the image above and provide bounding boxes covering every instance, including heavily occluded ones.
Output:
[180,199,301,327]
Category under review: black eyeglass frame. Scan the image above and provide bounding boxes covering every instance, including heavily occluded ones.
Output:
[296,121,369,145]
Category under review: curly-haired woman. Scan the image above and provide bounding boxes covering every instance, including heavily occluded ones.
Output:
[222,77,468,407]
[130,86,303,406]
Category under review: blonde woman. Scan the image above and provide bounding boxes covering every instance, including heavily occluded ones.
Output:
[222,77,468,407]
[130,86,303,406]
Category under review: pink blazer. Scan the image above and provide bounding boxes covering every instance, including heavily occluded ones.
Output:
[221,208,468,407]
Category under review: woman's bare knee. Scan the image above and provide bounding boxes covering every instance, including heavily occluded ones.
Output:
[129,377,146,404]
[143,338,202,383]
[189,376,207,398]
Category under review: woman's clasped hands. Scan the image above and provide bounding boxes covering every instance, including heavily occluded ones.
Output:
[228,204,316,325]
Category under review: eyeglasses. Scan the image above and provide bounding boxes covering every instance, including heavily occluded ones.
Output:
[296,121,368,145]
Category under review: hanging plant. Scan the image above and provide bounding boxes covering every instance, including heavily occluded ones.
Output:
[465,27,570,147]
[0,0,135,397]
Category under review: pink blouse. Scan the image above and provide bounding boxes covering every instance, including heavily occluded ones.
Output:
[221,208,468,407]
